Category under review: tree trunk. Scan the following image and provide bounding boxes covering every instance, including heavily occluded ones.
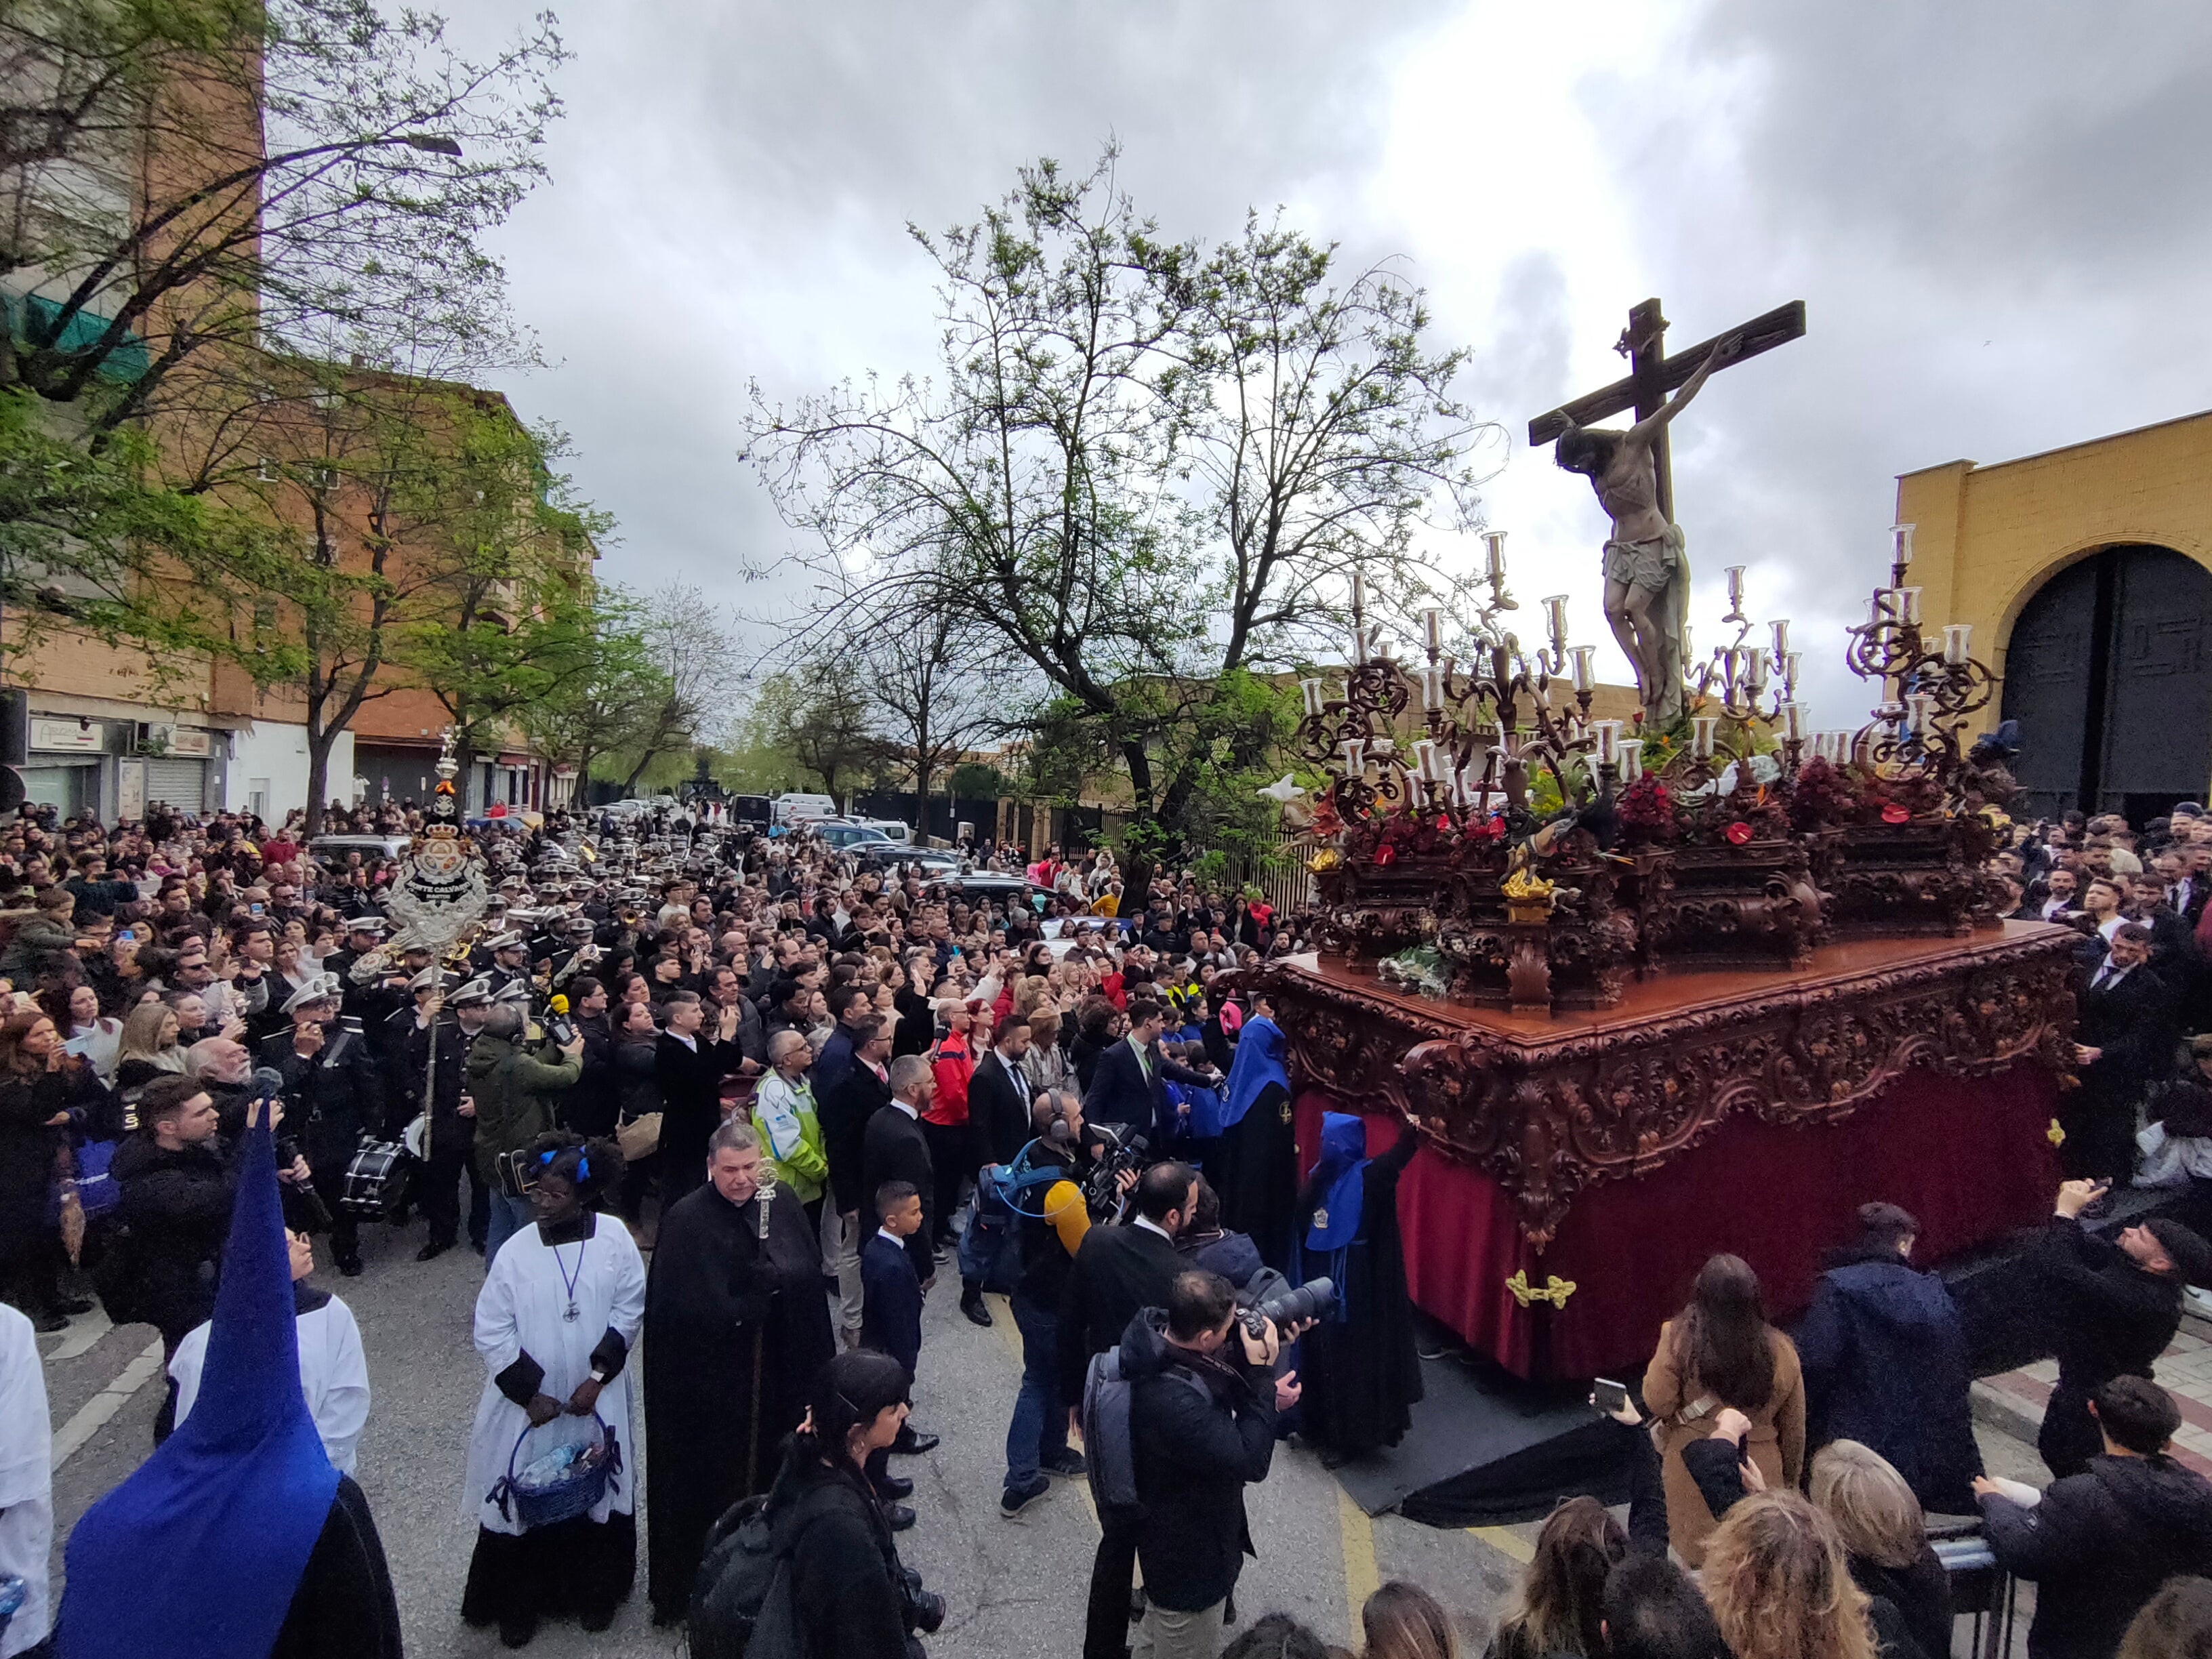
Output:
[1118,737,1158,908]
[912,757,932,842]
[303,724,333,836]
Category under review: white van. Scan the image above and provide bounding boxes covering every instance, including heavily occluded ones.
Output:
[771,793,838,827]
[851,817,913,844]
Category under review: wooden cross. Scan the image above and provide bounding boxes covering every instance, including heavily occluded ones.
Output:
[1528,297,1806,521]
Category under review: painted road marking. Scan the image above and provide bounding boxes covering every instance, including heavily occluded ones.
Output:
[1467,1524,1535,1563]
[45,1307,114,1362]
[54,1337,164,1469]
[1338,1485,1378,1632]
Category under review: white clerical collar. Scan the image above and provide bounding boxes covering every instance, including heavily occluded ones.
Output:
[890,1098,919,1119]
[1133,1214,1173,1244]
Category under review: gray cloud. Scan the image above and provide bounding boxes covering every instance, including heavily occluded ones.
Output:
[438,0,2206,729]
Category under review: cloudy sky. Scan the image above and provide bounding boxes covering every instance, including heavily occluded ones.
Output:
[447,0,2210,729]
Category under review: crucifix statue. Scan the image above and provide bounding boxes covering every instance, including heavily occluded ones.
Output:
[1530,298,1805,726]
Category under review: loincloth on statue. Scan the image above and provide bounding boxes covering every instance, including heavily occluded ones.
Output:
[1602,524,1686,595]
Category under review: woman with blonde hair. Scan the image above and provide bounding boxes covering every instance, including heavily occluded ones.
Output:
[1643,1252,1805,1565]
[113,1000,186,1094]
[1701,1491,1881,1659]
[1365,1579,1458,1659]
[1809,1440,1950,1659]
[1484,1497,1621,1659]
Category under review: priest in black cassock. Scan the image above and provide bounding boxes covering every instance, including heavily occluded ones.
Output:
[644,1116,834,1625]
[1295,1111,1425,1458]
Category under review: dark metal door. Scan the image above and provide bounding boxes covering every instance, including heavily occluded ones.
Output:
[2099,547,2212,813]
[1999,545,2212,820]
[2000,557,2100,819]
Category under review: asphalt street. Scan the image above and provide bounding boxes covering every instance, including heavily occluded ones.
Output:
[39,1217,2048,1657]
[39,1212,1545,1658]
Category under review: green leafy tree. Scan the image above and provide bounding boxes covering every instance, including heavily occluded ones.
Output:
[747,148,1496,897]
[514,589,668,794]
[0,0,562,667]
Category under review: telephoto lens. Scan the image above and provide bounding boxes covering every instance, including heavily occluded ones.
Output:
[1240,1277,1336,1338]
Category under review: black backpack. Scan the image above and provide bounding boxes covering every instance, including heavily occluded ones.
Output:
[688,1495,802,1659]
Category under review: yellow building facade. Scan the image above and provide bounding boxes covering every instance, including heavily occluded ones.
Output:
[1895,408,2212,819]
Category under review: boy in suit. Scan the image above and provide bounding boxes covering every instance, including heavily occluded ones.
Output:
[861,1180,927,1528]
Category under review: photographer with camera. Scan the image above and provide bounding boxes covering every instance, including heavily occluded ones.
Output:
[766,1347,943,1659]
[1124,1269,1300,1659]
[1065,1160,1202,1659]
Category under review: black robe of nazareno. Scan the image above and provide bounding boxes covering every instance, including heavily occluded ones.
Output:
[270,1475,405,1659]
[642,1180,834,1620]
[1220,1080,1300,1276]
[1295,1124,1424,1457]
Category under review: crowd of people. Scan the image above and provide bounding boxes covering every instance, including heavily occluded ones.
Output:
[6,792,2212,1658]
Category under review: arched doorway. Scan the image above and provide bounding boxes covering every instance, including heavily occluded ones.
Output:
[2001,544,2212,821]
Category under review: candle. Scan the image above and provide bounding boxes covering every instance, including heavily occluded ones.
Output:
[1780,702,1805,741]
[1483,531,1507,581]
[1906,693,1933,736]
[1725,566,1746,611]
[1692,715,1718,759]
[1898,586,1923,625]
[1421,606,1443,653]
[1771,619,1790,661]
[1300,678,1324,716]
[1943,622,1972,666]
[1542,594,1568,649]
[1594,720,1620,764]
[1870,590,1895,626]
[1341,738,1366,775]
[1891,523,1916,568]
[1782,651,1803,697]
[1617,739,1644,783]
[1746,648,1769,691]
[1351,619,1368,666]
[1420,664,1444,710]
[1411,739,1436,781]
[1570,645,1595,693]
[1351,568,1365,615]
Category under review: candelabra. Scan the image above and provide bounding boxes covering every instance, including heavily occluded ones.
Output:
[1296,532,1620,830]
[1840,523,1996,796]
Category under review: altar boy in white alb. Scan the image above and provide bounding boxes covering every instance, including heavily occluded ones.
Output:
[169,1225,370,1473]
[0,1303,52,1659]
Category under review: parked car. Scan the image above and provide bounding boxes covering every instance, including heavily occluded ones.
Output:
[808,820,901,853]
[924,873,1055,912]
[850,816,913,844]
[308,834,411,863]
[771,792,838,825]
[899,847,966,876]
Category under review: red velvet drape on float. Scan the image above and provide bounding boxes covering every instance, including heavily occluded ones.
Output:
[1294,1065,2060,1380]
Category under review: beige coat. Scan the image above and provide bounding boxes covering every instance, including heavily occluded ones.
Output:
[1642,1321,1805,1567]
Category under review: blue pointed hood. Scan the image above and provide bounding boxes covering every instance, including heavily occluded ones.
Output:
[60,1119,337,1659]
[1221,1015,1288,1130]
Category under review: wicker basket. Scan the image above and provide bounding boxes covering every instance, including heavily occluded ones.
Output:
[492,1412,621,1530]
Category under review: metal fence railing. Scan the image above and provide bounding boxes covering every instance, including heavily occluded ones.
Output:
[1223,830,1313,918]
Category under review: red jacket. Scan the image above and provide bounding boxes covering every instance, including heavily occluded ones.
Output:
[925,1032,974,1127]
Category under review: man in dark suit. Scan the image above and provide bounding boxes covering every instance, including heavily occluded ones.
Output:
[819,1013,895,1347]
[2068,924,2172,1181]
[969,1014,1036,1170]
[1082,998,1217,1140]
[1061,1160,1202,1659]
[653,988,747,1209]
[863,1053,939,1287]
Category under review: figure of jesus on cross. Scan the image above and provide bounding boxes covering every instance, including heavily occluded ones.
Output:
[1530,298,1805,726]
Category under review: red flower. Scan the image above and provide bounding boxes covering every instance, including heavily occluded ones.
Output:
[1436,815,1452,833]
[1375,843,1397,867]
[1471,815,1505,843]
[1724,821,1753,846]
[1881,802,1910,825]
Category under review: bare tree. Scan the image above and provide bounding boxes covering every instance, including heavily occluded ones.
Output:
[617,583,743,790]
[861,605,1010,832]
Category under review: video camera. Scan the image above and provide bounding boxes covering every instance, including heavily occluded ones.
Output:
[544,993,578,1049]
[1081,1124,1148,1219]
